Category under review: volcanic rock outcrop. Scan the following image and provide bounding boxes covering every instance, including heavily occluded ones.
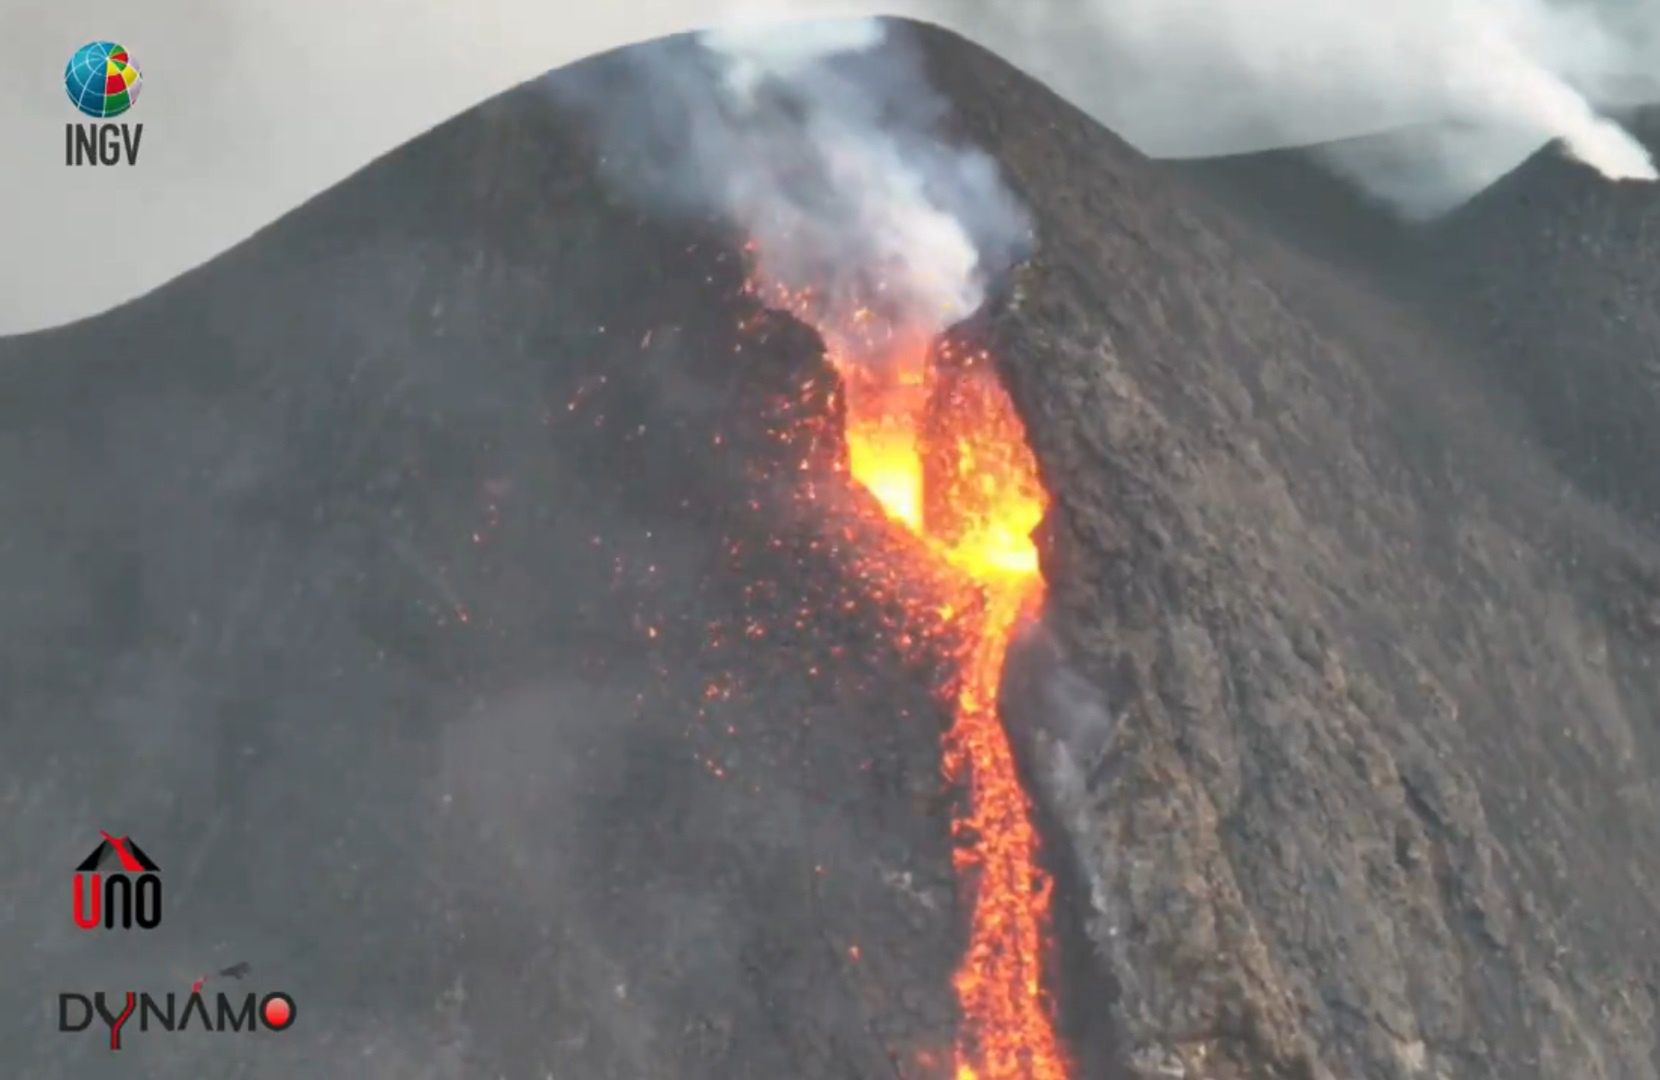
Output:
[928,33,1660,1080]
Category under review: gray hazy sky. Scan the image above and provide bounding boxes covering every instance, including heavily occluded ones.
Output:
[4,0,1655,333]
[2,0,749,333]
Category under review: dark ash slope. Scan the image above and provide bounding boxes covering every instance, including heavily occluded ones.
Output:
[0,47,966,1079]
[1179,109,1660,530]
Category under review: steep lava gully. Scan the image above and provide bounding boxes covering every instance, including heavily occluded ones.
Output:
[742,263,1070,1080]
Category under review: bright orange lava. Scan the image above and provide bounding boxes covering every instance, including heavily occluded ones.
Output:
[752,278,1068,1079]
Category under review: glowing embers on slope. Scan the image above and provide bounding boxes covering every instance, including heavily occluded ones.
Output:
[750,277,1067,1079]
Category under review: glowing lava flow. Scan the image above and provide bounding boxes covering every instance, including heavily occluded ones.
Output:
[754,280,1068,1079]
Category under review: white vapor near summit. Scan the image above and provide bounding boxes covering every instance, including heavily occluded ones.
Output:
[551,18,1029,360]
[4,0,1657,331]
[726,0,1659,214]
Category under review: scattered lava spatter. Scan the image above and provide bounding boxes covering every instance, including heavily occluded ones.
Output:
[748,274,1069,1080]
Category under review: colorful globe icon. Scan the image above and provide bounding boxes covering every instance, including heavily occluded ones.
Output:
[65,41,142,119]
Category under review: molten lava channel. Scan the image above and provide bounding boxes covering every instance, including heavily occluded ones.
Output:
[751,279,1068,1079]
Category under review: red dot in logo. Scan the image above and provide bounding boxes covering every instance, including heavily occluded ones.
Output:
[260,993,295,1030]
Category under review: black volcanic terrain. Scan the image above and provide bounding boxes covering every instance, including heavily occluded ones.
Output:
[1181,109,1660,528]
[4,21,1659,1080]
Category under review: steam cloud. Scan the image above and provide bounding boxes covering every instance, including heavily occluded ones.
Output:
[1026,0,1660,214]
[554,18,1030,351]
[680,0,1659,215]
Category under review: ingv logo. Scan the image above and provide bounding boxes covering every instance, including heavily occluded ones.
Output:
[72,832,161,930]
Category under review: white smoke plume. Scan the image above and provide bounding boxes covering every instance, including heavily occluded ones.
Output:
[681,0,1660,215]
[552,18,1031,352]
